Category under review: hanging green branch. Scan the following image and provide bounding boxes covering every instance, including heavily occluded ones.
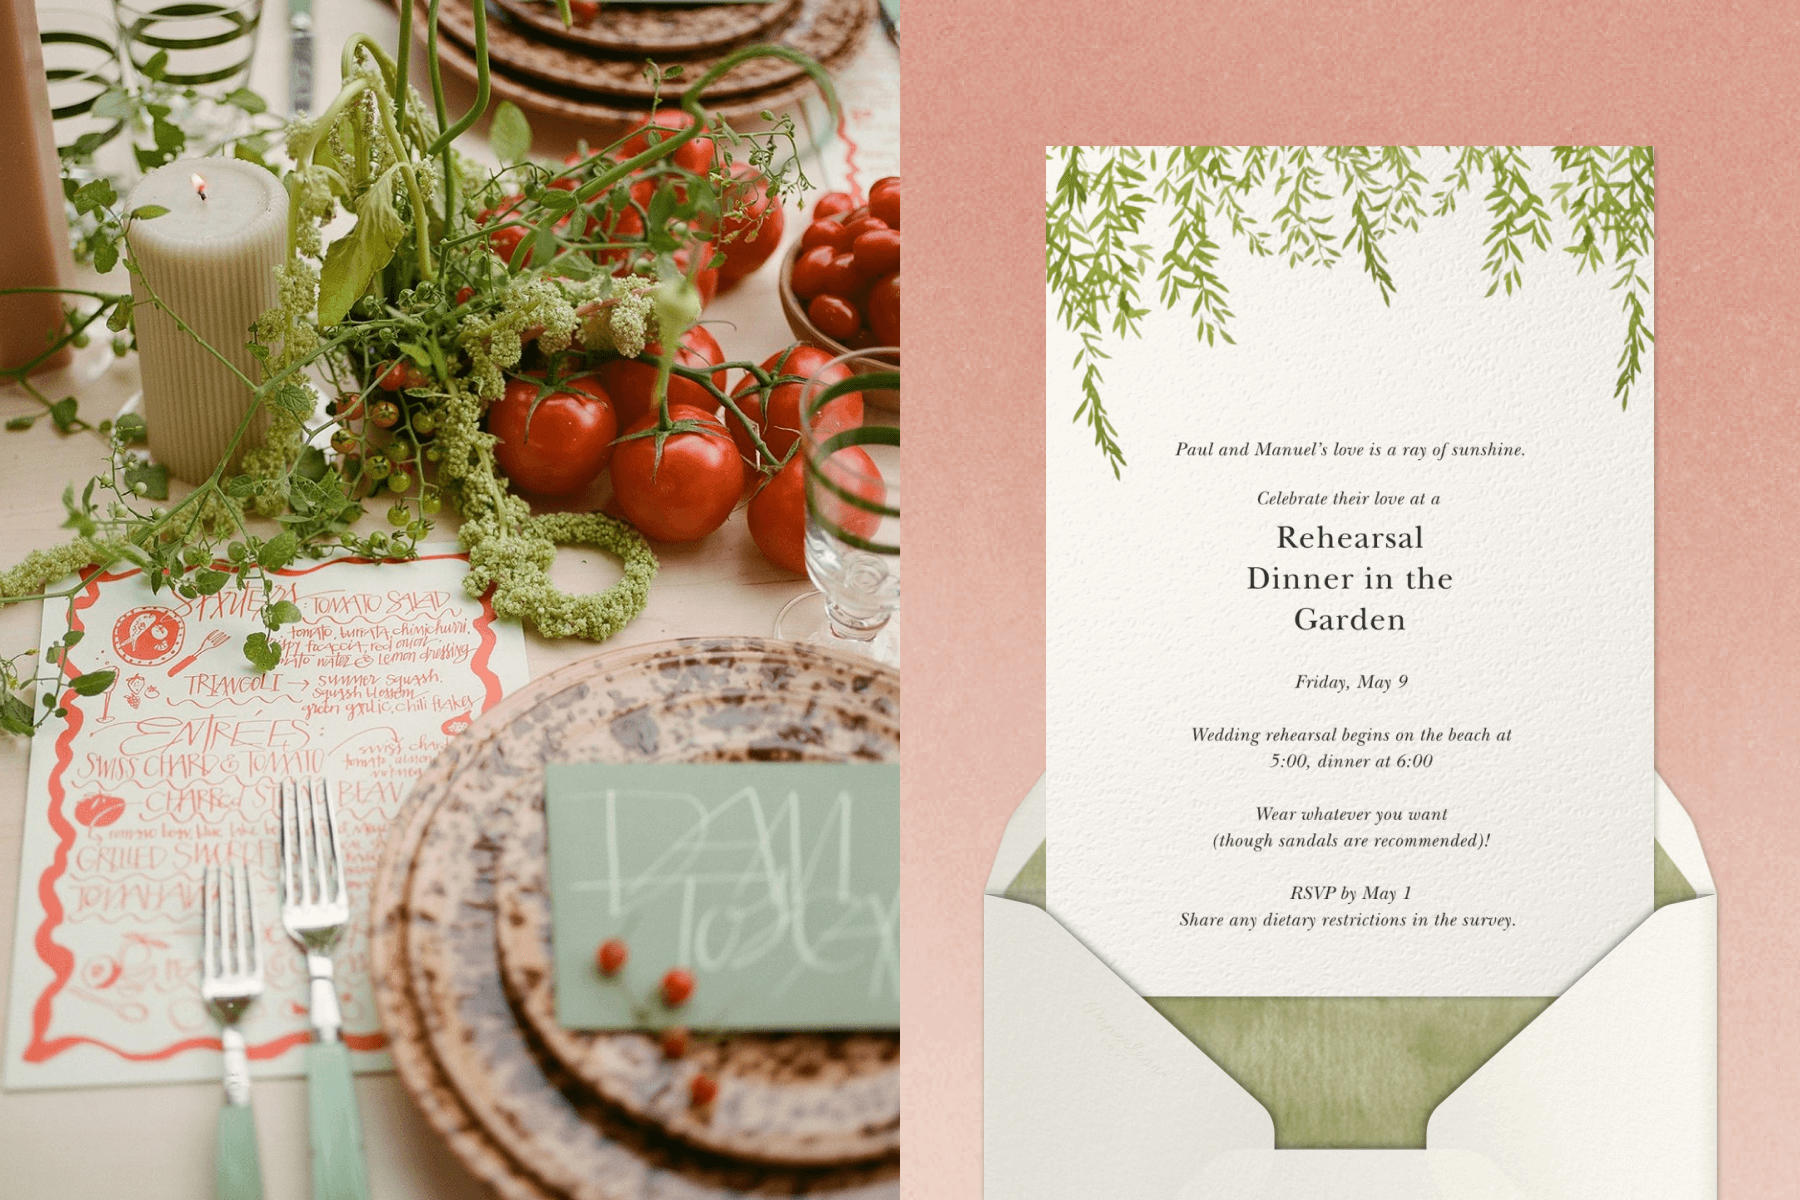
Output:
[1046,145,1656,472]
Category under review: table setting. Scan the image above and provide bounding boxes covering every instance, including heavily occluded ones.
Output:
[0,0,899,1194]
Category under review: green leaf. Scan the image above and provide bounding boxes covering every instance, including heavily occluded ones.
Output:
[69,670,116,697]
[0,692,34,736]
[191,569,229,596]
[122,459,168,499]
[223,87,267,114]
[49,397,81,433]
[143,49,170,81]
[105,296,133,332]
[490,101,532,165]
[72,178,116,215]
[243,632,281,673]
[316,173,407,326]
[257,531,299,571]
[264,600,303,628]
[93,238,119,275]
[130,204,170,220]
[269,382,315,419]
[91,88,136,121]
[62,631,83,647]
[5,415,36,431]
[293,444,328,483]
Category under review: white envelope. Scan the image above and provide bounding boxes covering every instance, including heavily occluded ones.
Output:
[984,774,1715,1200]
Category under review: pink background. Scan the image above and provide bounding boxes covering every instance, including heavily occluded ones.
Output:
[902,3,1800,1196]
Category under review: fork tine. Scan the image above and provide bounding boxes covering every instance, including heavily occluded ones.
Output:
[301,778,319,905]
[321,778,347,905]
[202,863,217,978]
[277,780,292,905]
[230,863,245,977]
[243,852,261,978]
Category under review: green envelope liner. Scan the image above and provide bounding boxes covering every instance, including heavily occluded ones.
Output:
[1003,840,1696,1149]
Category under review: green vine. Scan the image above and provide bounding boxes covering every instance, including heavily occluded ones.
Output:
[1046,145,1656,476]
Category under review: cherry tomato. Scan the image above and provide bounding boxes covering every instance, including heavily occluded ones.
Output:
[725,344,863,468]
[789,245,836,301]
[611,404,744,542]
[592,324,727,430]
[455,286,475,305]
[375,361,430,391]
[808,293,862,342]
[478,196,532,266]
[330,428,358,454]
[715,165,785,287]
[868,176,900,229]
[820,252,863,298]
[569,0,598,18]
[851,228,901,280]
[747,446,883,574]
[368,398,401,429]
[689,1074,718,1107]
[661,968,696,1007]
[812,192,855,221]
[800,218,851,253]
[867,272,899,346]
[489,374,618,498]
[619,110,714,174]
[596,938,628,975]
[841,215,889,243]
[660,1027,689,1059]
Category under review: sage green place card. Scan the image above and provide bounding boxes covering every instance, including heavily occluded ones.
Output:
[545,763,899,1030]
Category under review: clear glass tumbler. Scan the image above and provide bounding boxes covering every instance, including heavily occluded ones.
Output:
[113,0,263,139]
[773,347,900,665]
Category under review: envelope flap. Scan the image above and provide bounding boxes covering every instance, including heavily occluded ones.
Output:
[986,775,1045,895]
[1656,775,1714,895]
[985,895,1272,1199]
[1427,895,1716,1199]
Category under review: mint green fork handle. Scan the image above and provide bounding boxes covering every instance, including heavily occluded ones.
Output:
[215,1103,264,1200]
[306,1041,373,1200]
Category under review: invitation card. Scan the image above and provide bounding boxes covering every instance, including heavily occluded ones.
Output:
[1045,146,1654,996]
[4,550,528,1088]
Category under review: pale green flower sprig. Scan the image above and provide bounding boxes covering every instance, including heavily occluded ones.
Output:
[576,274,658,360]
[463,511,656,640]
[458,276,580,399]
[0,539,129,603]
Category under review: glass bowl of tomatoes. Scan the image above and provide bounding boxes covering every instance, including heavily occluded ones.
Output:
[778,176,899,364]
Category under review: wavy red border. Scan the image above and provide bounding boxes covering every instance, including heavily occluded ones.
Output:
[22,554,504,1067]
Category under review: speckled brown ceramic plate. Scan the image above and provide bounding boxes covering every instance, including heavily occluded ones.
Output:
[374,639,899,1199]
[372,727,559,1200]
[431,0,868,101]
[491,0,803,55]
[417,0,853,136]
[493,804,899,1166]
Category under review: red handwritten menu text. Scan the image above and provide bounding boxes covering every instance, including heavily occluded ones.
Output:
[4,552,528,1088]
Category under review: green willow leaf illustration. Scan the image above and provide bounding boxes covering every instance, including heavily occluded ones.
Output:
[1046,145,1655,470]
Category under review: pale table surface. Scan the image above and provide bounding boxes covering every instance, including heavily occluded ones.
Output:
[0,1,897,1194]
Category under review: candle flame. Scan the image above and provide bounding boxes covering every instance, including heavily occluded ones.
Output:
[191,174,207,201]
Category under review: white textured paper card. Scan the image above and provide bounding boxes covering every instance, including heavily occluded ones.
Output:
[1045,147,1653,996]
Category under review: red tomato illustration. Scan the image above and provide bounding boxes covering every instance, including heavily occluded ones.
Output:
[74,792,126,828]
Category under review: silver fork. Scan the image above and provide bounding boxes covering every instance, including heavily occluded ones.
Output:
[278,778,372,1200]
[201,860,266,1200]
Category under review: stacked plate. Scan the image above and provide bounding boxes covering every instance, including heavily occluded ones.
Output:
[421,0,872,131]
[369,637,900,1199]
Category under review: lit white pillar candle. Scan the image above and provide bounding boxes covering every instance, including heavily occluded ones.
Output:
[125,157,288,483]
